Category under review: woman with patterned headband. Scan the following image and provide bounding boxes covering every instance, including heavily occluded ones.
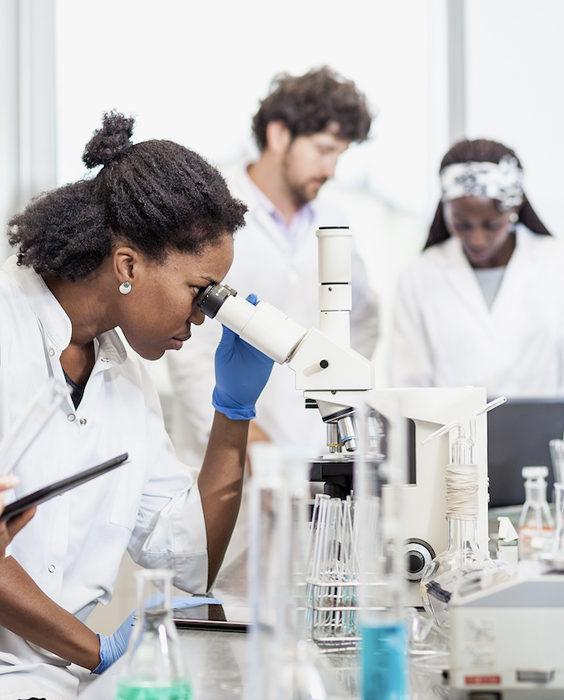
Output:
[390,138,564,397]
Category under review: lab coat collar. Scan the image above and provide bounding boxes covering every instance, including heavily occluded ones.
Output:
[2,255,127,365]
[233,163,315,246]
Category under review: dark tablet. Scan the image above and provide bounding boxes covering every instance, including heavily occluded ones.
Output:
[0,453,129,521]
[173,603,252,633]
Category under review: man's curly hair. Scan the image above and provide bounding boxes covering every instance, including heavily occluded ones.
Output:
[9,111,247,281]
[252,66,373,151]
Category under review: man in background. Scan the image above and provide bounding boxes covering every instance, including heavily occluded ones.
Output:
[167,66,378,489]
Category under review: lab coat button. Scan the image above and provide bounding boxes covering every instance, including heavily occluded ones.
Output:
[48,565,56,573]
[48,348,55,357]
[67,413,76,422]
[79,418,87,426]
[101,357,110,363]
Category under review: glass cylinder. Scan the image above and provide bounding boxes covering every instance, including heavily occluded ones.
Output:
[247,443,346,700]
[356,396,408,700]
[115,569,192,700]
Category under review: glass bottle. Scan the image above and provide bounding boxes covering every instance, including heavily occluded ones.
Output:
[115,569,192,700]
[518,466,554,561]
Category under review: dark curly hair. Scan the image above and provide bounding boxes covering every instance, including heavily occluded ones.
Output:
[425,138,550,249]
[252,66,373,151]
[8,111,248,281]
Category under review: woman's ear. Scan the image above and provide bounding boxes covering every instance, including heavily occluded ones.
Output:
[113,246,138,286]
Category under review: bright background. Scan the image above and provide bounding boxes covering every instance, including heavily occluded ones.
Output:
[1,0,564,632]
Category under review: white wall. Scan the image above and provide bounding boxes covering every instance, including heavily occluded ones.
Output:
[54,0,443,385]
[54,0,437,221]
[465,0,564,237]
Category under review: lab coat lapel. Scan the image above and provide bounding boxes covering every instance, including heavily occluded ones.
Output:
[442,237,493,332]
[231,164,295,257]
[252,205,295,256]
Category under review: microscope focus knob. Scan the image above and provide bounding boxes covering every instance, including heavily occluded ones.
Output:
[403,539,436,581]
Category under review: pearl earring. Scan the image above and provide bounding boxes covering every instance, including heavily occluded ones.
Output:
[509,212,519,223]
[119,281,132,295]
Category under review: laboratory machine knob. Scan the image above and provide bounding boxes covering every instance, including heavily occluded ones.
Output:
[403,538,436,581]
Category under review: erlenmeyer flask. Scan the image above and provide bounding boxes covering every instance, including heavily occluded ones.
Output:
[115,569,192,700]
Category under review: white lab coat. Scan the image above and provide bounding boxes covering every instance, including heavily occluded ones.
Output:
[167,163,380,467]
[0,257,208,700]
[390,226,564,397]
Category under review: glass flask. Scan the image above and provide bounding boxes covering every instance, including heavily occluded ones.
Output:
[420,399,512,630]
[115,569,192,700]
[541,482,564,571]
[549,439,564,484]
[518,466,554,561]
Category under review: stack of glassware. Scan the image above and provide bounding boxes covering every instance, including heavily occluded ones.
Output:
[305,493,362,645]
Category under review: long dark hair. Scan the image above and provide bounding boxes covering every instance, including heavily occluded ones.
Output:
[9,111,247,281]
[425,139,550,249]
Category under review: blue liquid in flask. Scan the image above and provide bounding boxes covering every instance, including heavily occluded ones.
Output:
[361,621,407,700]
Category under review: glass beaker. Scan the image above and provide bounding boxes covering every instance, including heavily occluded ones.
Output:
[115,569,192,700]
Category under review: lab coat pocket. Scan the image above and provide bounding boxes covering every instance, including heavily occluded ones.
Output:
[110,459,141,530]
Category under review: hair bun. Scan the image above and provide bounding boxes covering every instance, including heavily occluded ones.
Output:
[82,111,135,169]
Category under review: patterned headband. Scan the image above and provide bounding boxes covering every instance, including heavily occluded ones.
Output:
[440,155,524,211]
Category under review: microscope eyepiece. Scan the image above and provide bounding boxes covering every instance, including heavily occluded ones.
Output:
[197,283,237,319]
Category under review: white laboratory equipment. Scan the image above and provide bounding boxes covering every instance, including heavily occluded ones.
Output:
[116,569,192,700]
[517,466,554,561]
[449,465,564,697]
[450,568,564,699]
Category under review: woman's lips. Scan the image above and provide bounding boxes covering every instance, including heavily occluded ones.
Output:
[169,334,191,351]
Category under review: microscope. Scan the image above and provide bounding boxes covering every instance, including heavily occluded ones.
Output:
[198,227,489,607]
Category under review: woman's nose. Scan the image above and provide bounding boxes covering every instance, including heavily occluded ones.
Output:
[467,226,488,246]
[189,304,205,326]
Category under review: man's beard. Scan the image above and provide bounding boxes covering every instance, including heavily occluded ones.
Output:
[285,175,327,208]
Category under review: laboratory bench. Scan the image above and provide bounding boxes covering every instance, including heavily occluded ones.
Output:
[78,548,450,700]
[77,507,525,699]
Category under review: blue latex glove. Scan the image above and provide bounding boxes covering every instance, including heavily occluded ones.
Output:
[212,293,275,420]
[92,596,219,674]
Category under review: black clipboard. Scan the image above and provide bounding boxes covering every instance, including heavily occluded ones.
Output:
[0,453,129,521]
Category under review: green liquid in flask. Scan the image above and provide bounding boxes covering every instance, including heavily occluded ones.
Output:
[115,680,193,700]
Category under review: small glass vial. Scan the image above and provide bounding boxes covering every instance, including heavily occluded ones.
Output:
[115,569,192,700]
[518,466,554,561]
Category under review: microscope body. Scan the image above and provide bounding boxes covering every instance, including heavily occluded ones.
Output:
[198,226,489,607]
